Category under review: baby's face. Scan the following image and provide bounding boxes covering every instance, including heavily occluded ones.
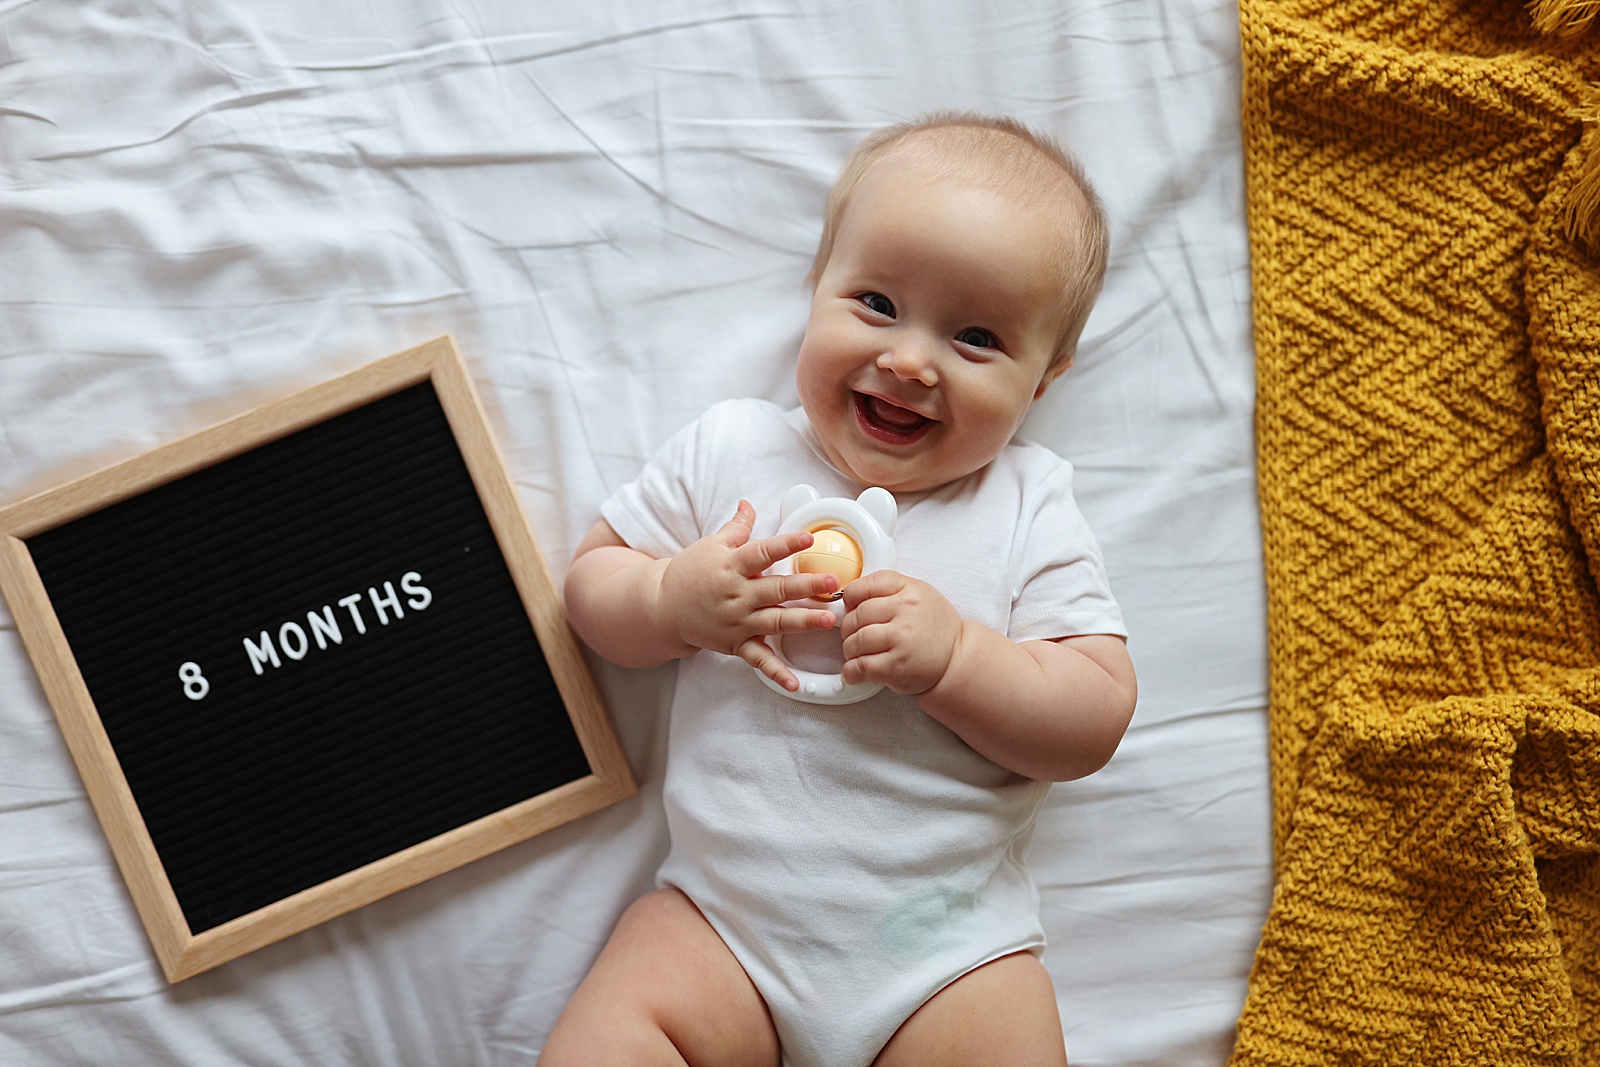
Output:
[797,156,1071,494]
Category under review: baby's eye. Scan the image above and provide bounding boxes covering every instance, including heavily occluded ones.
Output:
[857,292,895,318]
[955,327,999,349]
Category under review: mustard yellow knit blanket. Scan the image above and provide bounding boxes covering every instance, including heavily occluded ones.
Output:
[1236,1,1600,1062]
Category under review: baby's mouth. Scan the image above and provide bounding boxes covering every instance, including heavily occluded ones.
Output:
[854,392,934,444]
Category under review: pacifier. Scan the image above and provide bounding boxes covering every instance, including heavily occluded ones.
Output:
[761,484,897,704]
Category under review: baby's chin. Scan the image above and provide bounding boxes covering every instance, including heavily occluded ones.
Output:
[821,433,986,494]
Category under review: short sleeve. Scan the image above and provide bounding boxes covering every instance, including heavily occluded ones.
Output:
[600,412,712,560]
[1007,462,1127,643]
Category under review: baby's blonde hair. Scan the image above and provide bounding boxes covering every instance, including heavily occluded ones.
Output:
[807,112,1110,370]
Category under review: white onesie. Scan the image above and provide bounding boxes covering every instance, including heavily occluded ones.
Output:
[602,399,1125,1067]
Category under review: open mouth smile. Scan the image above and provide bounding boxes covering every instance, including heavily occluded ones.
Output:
[854,391,935,444]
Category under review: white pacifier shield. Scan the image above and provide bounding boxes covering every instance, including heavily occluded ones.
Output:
[762,485,896,704]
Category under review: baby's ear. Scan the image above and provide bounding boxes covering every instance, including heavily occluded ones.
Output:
[1034,359,1072,399]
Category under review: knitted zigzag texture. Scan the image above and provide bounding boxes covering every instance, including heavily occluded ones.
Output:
[1236,1,1600,1063]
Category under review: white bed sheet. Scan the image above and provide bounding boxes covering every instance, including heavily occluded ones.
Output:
[0,1,1270,1063]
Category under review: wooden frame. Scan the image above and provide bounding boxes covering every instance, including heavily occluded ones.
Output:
[0,336,635,982]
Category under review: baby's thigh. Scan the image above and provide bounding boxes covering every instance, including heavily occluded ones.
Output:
[539,888,780,1067]
[872,951,1068,1067]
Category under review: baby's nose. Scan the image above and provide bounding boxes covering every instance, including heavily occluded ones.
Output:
[876,338,939,386]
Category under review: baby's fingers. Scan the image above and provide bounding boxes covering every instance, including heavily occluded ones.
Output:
[841,653,888,687]
[710,500,758,549]
[737,636,798,692]
[754,604,838,637]
[758,570,839,605]
[735,529,815,577]
[840,568,904,610]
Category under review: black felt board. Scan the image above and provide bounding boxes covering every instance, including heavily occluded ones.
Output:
[25,382,591,934]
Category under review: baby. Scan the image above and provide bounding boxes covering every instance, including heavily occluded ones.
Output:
[541,113,1136,1067]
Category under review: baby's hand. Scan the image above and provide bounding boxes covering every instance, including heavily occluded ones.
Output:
[658,500,840,691]
[839,571,962,696]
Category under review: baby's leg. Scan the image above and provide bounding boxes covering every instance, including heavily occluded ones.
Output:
[872,951,1069,1067]
[538,888,780,1067]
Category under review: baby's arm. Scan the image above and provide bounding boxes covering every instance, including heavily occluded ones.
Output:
[564,500,841,690]
[839,572,1136,782]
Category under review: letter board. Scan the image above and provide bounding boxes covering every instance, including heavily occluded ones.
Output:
[0,337,635,982]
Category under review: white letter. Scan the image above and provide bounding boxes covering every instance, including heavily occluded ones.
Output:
[307,605,342,650]
[179,662,210,700]
[278,620,309,661]
[244,631,280,676]
[401,571,432,612]
[369,581,403,626]
[339,593,367,635]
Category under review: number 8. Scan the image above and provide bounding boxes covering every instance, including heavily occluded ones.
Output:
[179,661,210,701]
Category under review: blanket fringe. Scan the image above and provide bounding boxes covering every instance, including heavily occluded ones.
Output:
[1525,4,1600,249]
[1562,97,1600,252]
[1529,0,1600,36]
